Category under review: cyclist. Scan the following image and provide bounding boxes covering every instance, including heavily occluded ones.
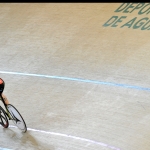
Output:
[0,78,9,105]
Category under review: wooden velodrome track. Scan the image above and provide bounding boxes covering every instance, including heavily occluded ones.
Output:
[0,3,150,150]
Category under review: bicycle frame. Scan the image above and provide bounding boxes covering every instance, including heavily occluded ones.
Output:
[0,78,27,132]
[0,94,12,120]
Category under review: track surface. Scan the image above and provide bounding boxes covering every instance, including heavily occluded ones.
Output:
[0,3,150,150]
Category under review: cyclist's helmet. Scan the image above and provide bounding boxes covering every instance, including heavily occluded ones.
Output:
[0,78,5,94]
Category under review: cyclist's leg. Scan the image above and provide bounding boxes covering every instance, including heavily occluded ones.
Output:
[2,93,10,105]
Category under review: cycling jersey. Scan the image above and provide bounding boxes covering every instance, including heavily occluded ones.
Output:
[0,78,5,94]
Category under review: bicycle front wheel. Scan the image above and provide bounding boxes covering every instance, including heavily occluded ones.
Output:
[0,106,9,128]
[7,104,27,133]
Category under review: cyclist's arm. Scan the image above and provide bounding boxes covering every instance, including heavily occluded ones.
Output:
[2,93,9,105]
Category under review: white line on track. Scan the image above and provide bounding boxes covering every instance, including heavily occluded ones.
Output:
[9,125,121,150]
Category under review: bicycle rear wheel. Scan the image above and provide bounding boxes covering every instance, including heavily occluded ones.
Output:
[0,106,9,128]
[7,104,27,133]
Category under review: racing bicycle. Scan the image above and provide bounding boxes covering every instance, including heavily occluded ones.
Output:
[0,91,27,133]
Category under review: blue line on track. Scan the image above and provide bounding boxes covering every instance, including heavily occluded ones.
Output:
[0,71,150,91]
[0,147,12,150]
